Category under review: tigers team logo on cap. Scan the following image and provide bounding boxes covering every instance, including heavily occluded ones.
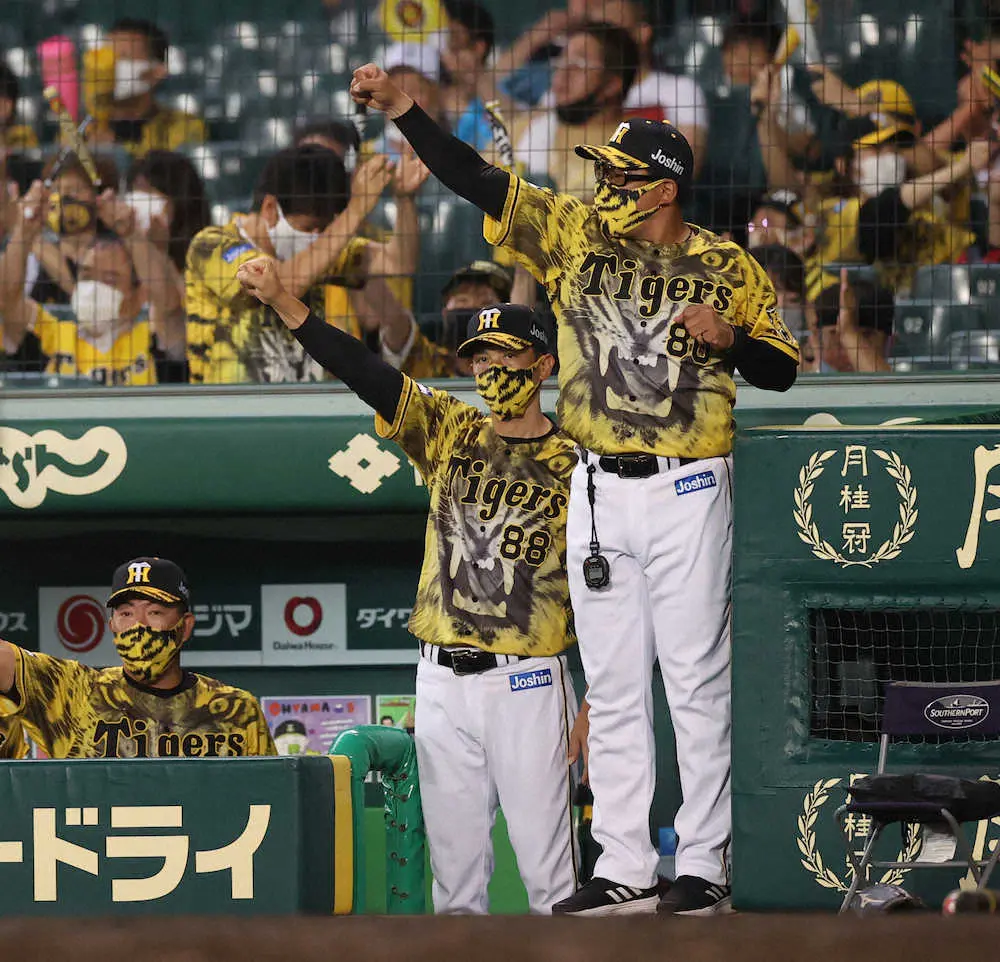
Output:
[575,119,695,191]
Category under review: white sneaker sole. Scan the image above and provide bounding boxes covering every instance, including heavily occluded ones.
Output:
[555,895,660,918]
[671,896,734,917]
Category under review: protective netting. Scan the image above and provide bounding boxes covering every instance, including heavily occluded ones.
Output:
[810,606,1000,741]
[2,0,1000,386]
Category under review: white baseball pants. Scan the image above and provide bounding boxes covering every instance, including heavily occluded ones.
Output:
[566,454,733,888]
[414,651,579,913]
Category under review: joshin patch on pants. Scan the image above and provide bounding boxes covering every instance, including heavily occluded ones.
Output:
[509,668,553,692]
[674,470,717,496]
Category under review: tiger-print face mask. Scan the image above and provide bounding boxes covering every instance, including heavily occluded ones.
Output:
[593,179,667,236]
[475,359,543,420]
[114,618,186,684]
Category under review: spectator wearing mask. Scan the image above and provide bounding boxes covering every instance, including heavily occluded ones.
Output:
[89,19,205,154]
[514,23,639,201]
[185,145,405,384]
[121,150,211,380]
[380,259,513,377]
[0,180,181,385]
[441,0,497,153]
[376,43,449,160]
[23,154,119,306]
[806,269,893,374]
[0,62,37,150]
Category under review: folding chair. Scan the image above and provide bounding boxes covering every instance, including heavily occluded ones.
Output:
[835,680,1000,914]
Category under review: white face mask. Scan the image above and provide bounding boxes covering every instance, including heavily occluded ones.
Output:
[122,190,168,233]
[267,204,319,261]
[114,58,154,101]
[856,151,907,197]
[72,279,124,337]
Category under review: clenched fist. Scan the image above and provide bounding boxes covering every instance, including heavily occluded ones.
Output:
[350,63,413,119]
[677,304,736,351]
[237,256,284,305]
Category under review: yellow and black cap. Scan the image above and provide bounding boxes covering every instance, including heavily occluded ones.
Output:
[457,304,555,359]
[107,557,191,609]
[575,118,694,193]
[849,79,918,148]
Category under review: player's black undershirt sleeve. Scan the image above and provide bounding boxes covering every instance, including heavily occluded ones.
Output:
[727,327,798,391]
[393,103,510,221]
[292,313,404,422]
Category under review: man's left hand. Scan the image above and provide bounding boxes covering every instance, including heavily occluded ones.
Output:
[677,304,735,350]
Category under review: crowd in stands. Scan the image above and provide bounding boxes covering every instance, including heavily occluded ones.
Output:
[1,1,1000,384]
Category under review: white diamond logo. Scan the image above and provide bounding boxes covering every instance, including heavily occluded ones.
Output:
[328,434,401,494]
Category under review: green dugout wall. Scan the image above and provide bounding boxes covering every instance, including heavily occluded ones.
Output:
[733,421,1000,910]
[0,373,998,912]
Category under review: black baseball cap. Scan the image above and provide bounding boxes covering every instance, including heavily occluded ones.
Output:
[441,260,513,303]
[107,557,191,609]
[575,119,694,194]
[457,304,555,359]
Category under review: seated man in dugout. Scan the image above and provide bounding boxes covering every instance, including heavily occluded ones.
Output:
[0,557,276,758]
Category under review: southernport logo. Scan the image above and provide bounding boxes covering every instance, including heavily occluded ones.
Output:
[56,595,106,653]
[924,694,990,730]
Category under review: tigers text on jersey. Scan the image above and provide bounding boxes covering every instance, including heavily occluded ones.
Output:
[376,376,577,656]
[0,645,276,759]
[185,221,371,384]
[35,306,157,385]
[485,177,800,458]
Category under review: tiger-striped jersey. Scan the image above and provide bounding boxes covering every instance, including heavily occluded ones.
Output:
[0,644,276,758]
[485,176,800,458]
[376,376,577,655]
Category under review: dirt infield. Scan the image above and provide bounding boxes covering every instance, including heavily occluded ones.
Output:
[0,914,997,962]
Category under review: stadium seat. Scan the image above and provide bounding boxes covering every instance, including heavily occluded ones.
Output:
[945,329,1000,370]
[966,265,1000,325]
[891,299,987,368]
[181,142,264,204]
[815,0,958,124]
[911,264,972,304]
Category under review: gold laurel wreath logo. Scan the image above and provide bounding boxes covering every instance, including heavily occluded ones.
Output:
[793,449,918,568]
[797,778,921,892]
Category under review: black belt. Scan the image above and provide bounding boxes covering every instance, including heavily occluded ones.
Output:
[420,643,531,676]
[594,453,699,479]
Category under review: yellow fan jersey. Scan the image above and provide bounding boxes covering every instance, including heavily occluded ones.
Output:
[485,177,799,458]
[0,717,29,759]
[34,305,157,385]
[0,645,276,759]
[396,324,455,379]
[185,221,372,384]
[376,376,577,656]
[809,195,975,297]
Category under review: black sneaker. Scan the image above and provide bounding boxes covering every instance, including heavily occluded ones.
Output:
[656,875,733,916]
[552,877,660,917]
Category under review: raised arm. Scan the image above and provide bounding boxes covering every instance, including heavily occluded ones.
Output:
[236,256,404,423]
[351,64,511,221]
